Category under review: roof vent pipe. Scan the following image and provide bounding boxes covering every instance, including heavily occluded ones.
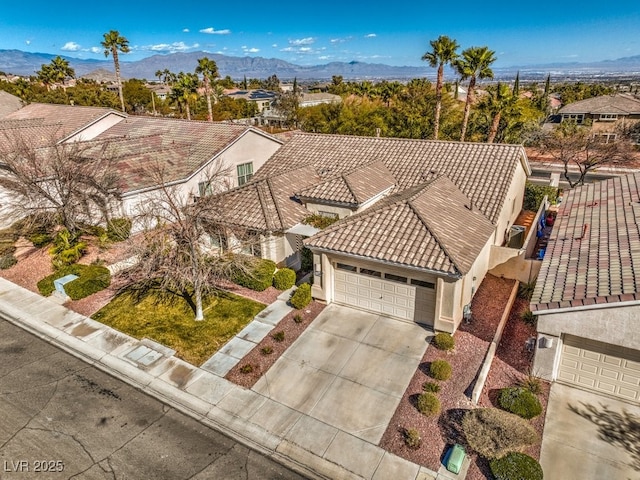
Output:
[375,128,381,138]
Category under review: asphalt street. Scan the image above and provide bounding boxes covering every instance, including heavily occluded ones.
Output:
[0,318,308,480]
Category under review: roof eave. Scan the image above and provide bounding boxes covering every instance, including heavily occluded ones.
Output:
[531,298,640,315]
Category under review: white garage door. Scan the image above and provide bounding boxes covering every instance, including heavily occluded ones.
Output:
[333,266,435,325]
[558,335,640,402]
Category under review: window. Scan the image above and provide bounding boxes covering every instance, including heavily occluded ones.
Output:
[593,133,617,143]
[411,279,435,289]
[336,263,357,272]
[198,181,212,197]
[598,113,618,122]
[562,113,584,124]
[237,162,254,186]
[359,268,381,278]
[385,273,408,284]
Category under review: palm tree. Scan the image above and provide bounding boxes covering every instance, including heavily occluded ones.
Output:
[101,30,130,112]
[484,83,514,143]
[195,57,219,122]
[50,56,75,88]
[455,46,496,141]
[170,72,199,120]
[36,63,55,91]
[422,35,459,140]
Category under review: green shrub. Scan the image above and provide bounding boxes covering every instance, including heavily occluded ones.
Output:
[37,264,111,300]
[301,247,313,272]
[498,387,543,419]
[422,381,441,393]
[490,452,543,480]
[273,268,296,290]
[29,233,52,248]
[518,281,536,301]
[290,283,312,309]
[261,346,273,355]
[523,181,558,211]
[403,428,421,449]
[106,217,132,242]
[519,374,543,395]
[462,408,538,459]
[235,259,276,291]
[417,392,441,416]
[49,229,87,269]
[521,310,536,326]
[240,364,254,374]
[0,242,16,256]
[302,213,339,229]
[0,254,17,270]
[293,313,304,323]
[433,332,455,351]
[430,360,452,381]
[272,331,285,342]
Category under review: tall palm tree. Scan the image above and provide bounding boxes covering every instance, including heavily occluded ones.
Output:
[455,46,496,141]
[484,82,514,143]
[50,56,75,88]
[195,57,219,122]
[101,30,130,112]
[422,35,459,140]
[170,72,199,120]
[36,63,55,91]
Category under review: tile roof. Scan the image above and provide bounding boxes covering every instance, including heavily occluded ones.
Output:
[559,94,640,115]
[305,176,495,276]
[0,91,23,118]
[93,117,276,193]
[531,173,640,312]
[3,103,124,141]
[297,161,395,206]
[254,133,527,225]
[209,165,319,231]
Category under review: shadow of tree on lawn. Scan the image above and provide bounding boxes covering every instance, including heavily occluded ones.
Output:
[569,401,640,471]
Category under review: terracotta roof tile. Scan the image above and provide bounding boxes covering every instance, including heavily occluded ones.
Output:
[532,172,640,312]
[559,94,640,115]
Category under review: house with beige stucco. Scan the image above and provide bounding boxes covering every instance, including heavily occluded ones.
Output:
[531,173,640,403]
[208,133,532,333]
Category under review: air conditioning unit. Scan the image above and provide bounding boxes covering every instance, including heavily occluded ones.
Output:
[508,225,526,249]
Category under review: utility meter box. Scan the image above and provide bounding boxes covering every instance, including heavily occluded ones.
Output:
[446,444,466,474]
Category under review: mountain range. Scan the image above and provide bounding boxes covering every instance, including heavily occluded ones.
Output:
[1,49,640,82]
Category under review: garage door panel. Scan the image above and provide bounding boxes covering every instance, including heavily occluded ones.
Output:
[559,335,640,402]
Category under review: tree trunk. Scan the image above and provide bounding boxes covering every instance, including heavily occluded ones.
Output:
[487,111,501,143]
[433,63,444,140]
[113,49,126,113]
[205,77,213,122]
[460,77,476,142]
[194,285,204,321]
[185,101,191,121]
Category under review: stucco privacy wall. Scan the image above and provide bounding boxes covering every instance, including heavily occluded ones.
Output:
[533,303,640,380]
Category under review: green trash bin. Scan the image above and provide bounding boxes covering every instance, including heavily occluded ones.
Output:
[446,444,466,474]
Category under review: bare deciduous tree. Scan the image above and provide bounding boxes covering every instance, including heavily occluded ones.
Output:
[0,130,121,234]
[119,163,261,321]
[537,121,636,188]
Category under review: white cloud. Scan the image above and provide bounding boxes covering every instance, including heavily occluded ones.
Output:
[90,47,101,54]
[289,37,315,46]
[199,27,231,35]
[136,42,200,53]
[365,33,377,38]
[272,43,278,48]
[183,28,190,33]
[25,40,31,45]
[61,41,81,51]
[330,36,352,44]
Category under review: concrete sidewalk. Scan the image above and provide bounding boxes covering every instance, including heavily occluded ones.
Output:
[0,278,447,480]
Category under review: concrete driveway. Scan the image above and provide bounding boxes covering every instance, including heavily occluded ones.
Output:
[252,304,432,444]
[540,383,640,480]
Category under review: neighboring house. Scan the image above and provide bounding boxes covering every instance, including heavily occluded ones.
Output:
[209,133,531,333]
[225,89,277,113]
[92,116,283,216]
[2,103,127,143]
[0,106,283,228]
[558,93,640,143]
[531,173,640,403]
[298,92,341,108]
[0,91,23,119]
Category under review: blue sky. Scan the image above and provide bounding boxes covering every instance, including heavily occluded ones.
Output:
[1,1,639,67]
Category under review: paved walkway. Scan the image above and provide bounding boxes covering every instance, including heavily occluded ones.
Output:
[0,278,450,480]
[540,383,640,480]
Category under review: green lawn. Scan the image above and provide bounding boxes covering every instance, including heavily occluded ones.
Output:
[92,291,265,366]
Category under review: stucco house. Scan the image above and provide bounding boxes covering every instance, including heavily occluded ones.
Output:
[531,173,640,403]
[0,104,283,228]
[208,133,531,332]
[558,93,640,143]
